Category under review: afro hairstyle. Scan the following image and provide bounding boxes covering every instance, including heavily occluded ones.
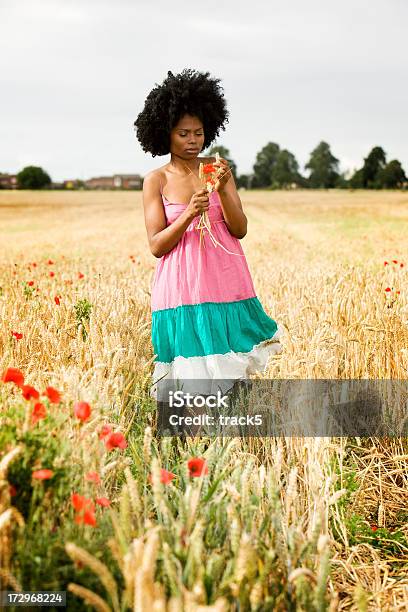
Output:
[134,68,229,157]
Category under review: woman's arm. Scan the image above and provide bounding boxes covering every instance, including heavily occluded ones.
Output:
[215,163,247,239]
[142,172,197,258]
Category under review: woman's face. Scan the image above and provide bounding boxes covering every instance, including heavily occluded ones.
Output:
[169,114,205,159]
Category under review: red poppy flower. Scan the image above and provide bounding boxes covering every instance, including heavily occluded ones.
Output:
[54,296,60,305]
[32,469,54,480]
[1,367,24,386]
[31,402,47,424]
[77,508,97,526]
[370,524,378,532]
[385,287,392,292]
[78,272,84,279]
[187,457,208,477]
[42,386,62,404]
[74,401,91,422]
[11,331,23,340]
[392,260,398,264]
[401,263,404,268]
[21,385,40,400]
[85,471,101,484]
[72,496,97,526]
[148,468,176,485]
[203,164,216,174]
[9,484,17,497]
[396,291,400,295]
[71,493,84,511]
[95,497,111,507]
[32,262,37,267]
[98,424,113,439]
[48,259,54,265]
[28,280,34,286]
[104,431,128,451]
[384,261,388,266]
[71,492,94,511]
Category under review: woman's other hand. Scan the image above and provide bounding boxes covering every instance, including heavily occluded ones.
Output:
[213,157,232,192]
[186,188,210,220]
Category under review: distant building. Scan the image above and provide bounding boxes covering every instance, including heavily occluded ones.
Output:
[63,179,82,189]
[113,174,142,189]
[0,173,18,189]
[84,174,142,190]
[84,176,114,189]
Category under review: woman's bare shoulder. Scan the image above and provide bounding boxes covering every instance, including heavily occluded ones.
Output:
[145,166,165,181]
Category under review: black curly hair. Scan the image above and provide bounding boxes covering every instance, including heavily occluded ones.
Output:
[134,68,229,157]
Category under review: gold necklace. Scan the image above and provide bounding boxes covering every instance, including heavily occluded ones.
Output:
[169,160,201,180]
[182,163,200,178]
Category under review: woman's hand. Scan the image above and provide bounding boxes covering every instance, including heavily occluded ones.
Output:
[213,157,232,191]
[185,188,210,220]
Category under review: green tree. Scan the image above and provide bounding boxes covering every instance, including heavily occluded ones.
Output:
[207,144,237,179]
[335,171,349,189]
[271,149,301,188]
[349,168,364,189]
[236,174,250,188]
[252,142,280,188]
[376,160,407,188]
[17,166,51,189]
[361,146,386,188]
[305,141,340,188]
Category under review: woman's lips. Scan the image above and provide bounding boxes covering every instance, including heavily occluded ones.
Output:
[186,149,198,152]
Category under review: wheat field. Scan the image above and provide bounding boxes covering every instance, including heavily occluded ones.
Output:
[1,189,408,611]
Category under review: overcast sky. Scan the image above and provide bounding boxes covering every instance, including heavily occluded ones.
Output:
[1,0,407,181]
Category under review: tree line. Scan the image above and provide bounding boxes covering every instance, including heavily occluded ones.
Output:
[209,142,407,190]
[2,142,406,190]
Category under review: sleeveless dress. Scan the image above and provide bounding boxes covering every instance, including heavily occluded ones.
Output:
[149,179,285,401]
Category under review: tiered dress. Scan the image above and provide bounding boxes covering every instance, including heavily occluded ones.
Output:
[149,179,284,401]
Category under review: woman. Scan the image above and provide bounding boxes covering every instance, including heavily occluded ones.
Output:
[134,68,284,406]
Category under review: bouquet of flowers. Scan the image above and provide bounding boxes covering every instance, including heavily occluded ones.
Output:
[195,152,241,255]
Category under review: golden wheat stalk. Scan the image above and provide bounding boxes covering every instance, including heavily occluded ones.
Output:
[65,542,120,612]
[0,507,25,531]
[0,446,23,480]
[0,568,22,591]
[197,162,207,250]
[67,583,112,612]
